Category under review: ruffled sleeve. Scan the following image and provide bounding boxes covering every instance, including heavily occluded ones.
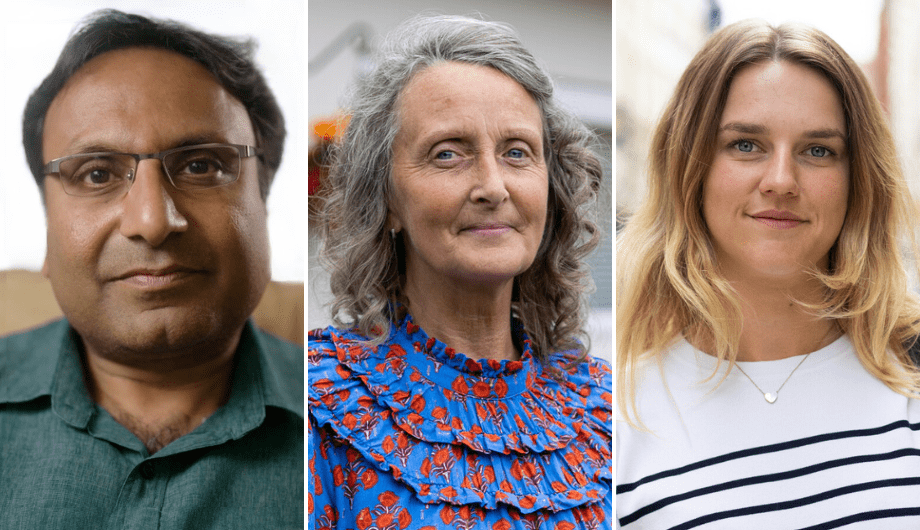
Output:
[307,317,612,516]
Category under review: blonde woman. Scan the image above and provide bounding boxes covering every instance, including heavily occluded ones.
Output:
[617,20,920,529]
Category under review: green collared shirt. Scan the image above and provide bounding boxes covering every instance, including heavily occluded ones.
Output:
[0,319,304,529]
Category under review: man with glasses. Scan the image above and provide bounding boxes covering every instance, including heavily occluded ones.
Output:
[0,10,302,528]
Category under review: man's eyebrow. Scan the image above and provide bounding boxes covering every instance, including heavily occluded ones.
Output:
[65,134,234,155]
[718,122,846,140]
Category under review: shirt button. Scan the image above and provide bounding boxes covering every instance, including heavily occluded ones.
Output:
[139,462,155,479]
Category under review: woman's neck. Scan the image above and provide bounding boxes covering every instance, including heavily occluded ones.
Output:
[402,275,519,362]
[693,274,841,362]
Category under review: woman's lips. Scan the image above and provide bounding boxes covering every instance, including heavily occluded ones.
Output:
[463,224,513,235]
[753,217,804,229]
[750,210,805,229]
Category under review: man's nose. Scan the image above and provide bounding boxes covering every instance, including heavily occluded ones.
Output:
[118,159,189,246]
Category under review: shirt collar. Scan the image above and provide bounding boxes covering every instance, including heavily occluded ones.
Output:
[0,319,303,421]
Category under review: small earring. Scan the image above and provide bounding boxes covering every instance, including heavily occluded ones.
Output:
[390,228,397,240]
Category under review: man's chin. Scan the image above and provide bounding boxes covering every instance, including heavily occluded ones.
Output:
[74,308,244,369]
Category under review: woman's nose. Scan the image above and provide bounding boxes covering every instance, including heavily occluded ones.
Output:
[760,149,799,197]
[469,156,510,205]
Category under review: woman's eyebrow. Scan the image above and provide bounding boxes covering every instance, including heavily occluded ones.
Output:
[719,122,845,140]
[718,122,767,135]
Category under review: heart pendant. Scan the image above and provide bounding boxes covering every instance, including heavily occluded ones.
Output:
[764,393,777,404]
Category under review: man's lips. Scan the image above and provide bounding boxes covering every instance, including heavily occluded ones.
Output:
[111,265,204,287]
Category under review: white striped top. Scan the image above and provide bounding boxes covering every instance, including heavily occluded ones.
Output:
[616,335,920,529]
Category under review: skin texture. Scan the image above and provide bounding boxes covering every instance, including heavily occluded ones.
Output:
[388,61,548,361]
[698,60,849,362]
[41,47,270,451]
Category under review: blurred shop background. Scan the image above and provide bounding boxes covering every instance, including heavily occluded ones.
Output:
[308,0,613,362]
[617,0,920,234]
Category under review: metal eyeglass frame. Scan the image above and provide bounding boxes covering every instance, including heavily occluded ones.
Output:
[43,143,262,194]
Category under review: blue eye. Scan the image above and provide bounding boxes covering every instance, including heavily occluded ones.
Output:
[734,140,754,153]
[507,148,525,158]
[435,150,455,160]
[809,146,830,157]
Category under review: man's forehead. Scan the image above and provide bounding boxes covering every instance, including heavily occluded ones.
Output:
[43,47,254,158]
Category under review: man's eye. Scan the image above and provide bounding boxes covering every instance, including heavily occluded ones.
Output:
[507,148,525,159]
[184,160,218,174]
[86,169,113,184]
[435,150,456,160]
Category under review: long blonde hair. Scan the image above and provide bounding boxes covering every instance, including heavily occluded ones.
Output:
[617,20,920,426]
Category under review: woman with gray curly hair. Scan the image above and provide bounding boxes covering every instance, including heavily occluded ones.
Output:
[308,14,612,530]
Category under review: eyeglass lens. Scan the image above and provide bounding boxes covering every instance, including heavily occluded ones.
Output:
[57,145,242,196]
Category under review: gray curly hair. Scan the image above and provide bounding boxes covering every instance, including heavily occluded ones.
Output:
[319,14,602,364]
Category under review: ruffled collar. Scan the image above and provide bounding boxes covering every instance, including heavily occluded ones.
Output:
[308,314,612,513]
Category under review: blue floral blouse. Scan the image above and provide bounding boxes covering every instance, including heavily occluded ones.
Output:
[308,314,612,529]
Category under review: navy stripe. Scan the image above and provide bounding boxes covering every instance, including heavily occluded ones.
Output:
[659,477,920,530]
[619,448,920,525]
[796,508,920,530]
[617,420,920,494]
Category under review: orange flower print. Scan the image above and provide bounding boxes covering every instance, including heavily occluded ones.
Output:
[378,491,399,507]
[492,520,512,530]
[342,412,358,431]
[432,447,452,466]
[441,486,457,498]
[473,381,492,398]
[360,469,378,489]
[392,390,411,405]
[388,343,407,358]
[465,358,483,373]
[440,506,455,525]
[493,378,508,398]
[357,395,375,409]
[451,376,469,394]
[334,364,351,380]
[397,508,412,528]
[519,495,536,510]
[381,435,395,454]
[356,508,373,530]
[410,395,426,413]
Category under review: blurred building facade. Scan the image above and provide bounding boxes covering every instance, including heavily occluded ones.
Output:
[615,0,717,220]
[880,0,920,199]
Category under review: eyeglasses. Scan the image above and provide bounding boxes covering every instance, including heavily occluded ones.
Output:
[43,143,262,197]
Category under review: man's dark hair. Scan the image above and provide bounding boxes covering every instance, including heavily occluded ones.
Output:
[23,9,285,201]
